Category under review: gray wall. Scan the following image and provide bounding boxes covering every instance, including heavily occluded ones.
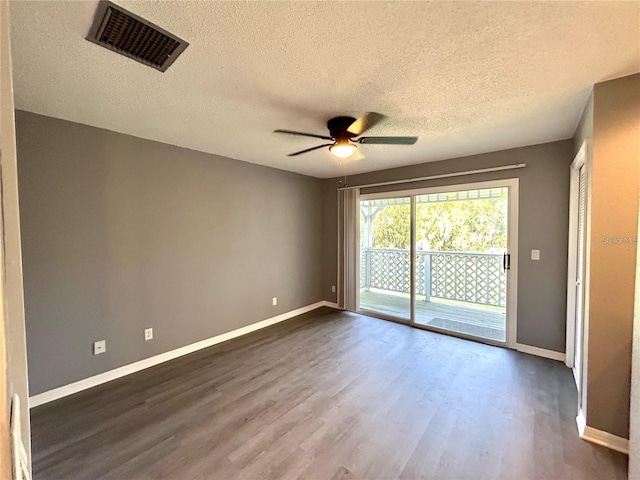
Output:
[585,73,639,439]
[322,140,574,353]
[16,111,324,395]
[574,91,593,153]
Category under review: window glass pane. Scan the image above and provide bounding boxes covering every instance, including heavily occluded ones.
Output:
[359,197,411,320]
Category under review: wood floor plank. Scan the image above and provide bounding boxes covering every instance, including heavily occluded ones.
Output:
[30,307,627,479]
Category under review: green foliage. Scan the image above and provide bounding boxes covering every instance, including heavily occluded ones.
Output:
[369,205,410,249]
[364,197,507,253]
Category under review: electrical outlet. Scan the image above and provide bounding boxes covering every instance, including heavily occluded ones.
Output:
[531,249,540,261]
[331,285,336,293]
[93,340,106,355]
[272,297,277,306]
[144,328,153,341]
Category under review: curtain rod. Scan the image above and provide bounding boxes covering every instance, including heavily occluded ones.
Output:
[337,163,527,191]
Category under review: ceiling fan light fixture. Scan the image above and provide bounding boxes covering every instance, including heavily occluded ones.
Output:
[329,140,357,159]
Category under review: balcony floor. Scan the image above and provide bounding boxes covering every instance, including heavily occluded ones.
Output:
[359,289,506,342]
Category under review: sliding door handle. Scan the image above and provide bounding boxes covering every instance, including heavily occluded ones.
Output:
[503,253,511,271]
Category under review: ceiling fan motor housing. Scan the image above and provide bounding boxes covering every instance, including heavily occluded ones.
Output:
[327,116,357,139]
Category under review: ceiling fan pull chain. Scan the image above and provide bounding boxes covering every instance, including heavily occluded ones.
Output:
[343,157,347,187]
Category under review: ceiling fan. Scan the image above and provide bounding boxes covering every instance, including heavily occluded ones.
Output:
[274,113,418,159]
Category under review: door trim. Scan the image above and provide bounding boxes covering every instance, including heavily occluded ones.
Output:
[360,178,519,349]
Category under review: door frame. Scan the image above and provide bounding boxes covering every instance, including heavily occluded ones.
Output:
[1,1,32,475]
[565,141,592,407]
[359,178,519,349]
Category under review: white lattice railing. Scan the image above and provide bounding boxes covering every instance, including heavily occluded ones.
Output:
[360,248,506,307]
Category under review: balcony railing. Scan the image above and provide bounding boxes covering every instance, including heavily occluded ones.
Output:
[360,248,506,307]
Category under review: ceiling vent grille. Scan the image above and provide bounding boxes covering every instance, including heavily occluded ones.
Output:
[87,1,188,72]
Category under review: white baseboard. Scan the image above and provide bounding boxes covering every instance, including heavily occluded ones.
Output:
[30,301,335,408]
[515,343,565,362]
[323,301,339,309]
[576,409,629,454]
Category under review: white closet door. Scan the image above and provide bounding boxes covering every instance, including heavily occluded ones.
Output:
[574,165,587,387]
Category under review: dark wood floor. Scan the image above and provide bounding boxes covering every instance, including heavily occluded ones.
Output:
[31,307,627,480]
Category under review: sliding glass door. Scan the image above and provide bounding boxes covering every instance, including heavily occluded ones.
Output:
[413,187,508,342]
[358,180,517,347]
[359,196,411,320]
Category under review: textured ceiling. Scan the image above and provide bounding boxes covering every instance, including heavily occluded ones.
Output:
[9,1,640,178]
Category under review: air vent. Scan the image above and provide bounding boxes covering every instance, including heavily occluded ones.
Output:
[87,1,188,72]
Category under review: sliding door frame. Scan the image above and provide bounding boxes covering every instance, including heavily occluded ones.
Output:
[359,178,519,349]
